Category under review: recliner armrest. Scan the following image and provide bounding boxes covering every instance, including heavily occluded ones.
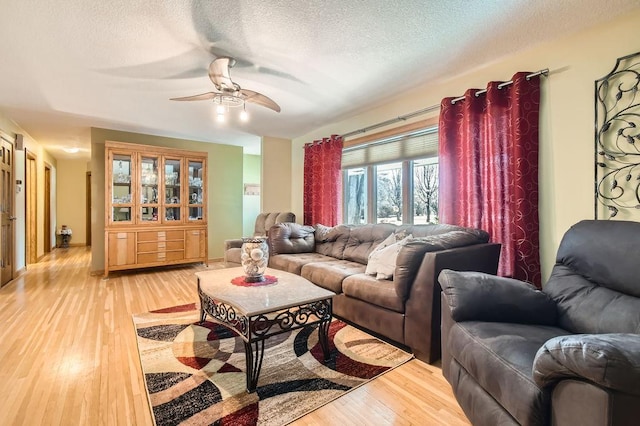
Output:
[224,238,244,251]
[438,269,557,324]
[534,333,640,396]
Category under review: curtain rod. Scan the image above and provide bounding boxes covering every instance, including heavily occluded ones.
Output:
[340,104,440,139]
[449,68,549,104]
[340,68,548,139]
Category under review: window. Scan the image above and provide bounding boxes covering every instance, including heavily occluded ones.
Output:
[376,162,402,224]
[413,158,438,224]
[345,168,367,224]
[342,126,438,225]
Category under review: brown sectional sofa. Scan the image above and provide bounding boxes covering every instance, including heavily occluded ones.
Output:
[267,222,501,363]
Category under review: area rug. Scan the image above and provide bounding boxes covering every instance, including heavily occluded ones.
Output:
[133,303,413,425]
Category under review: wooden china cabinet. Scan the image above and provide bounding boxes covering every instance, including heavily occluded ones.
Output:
[104,141,208,276]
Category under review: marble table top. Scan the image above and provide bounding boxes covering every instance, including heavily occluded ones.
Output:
[196,267,335,316]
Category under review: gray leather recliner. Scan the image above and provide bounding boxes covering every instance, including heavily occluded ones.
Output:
[439,220,640,426]
[223,212,295,265]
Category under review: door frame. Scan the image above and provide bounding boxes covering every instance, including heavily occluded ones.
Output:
[86,171,91,247]
[44,163,51,253]
[0,131,15,286]
[26,151,37,265]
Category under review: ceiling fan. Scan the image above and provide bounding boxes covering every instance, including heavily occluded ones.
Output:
[170,57,281,121]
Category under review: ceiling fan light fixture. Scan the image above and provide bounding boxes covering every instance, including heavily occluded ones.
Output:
[240,103,249,122]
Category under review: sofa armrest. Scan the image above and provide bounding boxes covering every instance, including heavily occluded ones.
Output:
[224,238,244,251]
[533,333,640,396]
[438,270,557,324]
[404,243,501,363]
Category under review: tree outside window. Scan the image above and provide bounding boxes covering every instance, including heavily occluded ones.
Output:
[413,159,439,224]
[345,168,367,224]
[376,162,403,224]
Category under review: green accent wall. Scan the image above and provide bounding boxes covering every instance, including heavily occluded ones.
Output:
[90,127,243,272]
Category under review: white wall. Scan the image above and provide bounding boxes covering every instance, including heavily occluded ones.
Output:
[261,136,293,214]
[290,11,640,282]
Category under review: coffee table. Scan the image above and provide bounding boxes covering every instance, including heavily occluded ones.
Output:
[196,267,335,393]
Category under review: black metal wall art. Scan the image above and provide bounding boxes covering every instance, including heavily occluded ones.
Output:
[595,51,640,219]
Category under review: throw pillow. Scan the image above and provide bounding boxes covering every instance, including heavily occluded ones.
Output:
[314,224,333,242]
[365,232,397,275]
[367,235,412,280]
[314,223,346,243]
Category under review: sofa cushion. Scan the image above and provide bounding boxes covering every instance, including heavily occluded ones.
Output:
[551,220,640,297]
[255,212,295,236]
[301,260,365,294]
[268,222,315,255]
[315,224,352,259]
[342,273,404,313]
[449,321,568,425]
[343,223,396,264]
[268,253,335,275]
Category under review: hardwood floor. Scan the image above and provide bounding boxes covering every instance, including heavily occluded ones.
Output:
[0,247,470,425]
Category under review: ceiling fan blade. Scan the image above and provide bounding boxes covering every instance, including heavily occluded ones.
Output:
[240,89,281,113]
[170,92,217,101]
[208,57,237,91]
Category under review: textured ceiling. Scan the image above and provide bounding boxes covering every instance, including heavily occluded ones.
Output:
[0,0,638,159]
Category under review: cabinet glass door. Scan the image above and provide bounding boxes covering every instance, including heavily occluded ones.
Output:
[139,155,159,222]
[111,153,133,223]
[164,157,182,222]
[187,159,205,222]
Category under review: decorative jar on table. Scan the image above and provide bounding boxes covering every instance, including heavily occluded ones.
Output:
[240,237,269,282]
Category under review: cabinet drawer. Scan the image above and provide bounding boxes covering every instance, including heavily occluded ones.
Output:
[138,240,184,252]
[138,230,184,242]
[137,250,184,264]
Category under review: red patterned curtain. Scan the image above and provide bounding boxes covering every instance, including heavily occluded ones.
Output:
[439,72,541,286]
[303,135,343,226]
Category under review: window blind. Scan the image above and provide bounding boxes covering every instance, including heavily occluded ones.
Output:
[341,127,438,169]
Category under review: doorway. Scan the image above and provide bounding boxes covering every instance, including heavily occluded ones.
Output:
[0,134,14,286]
[26,152,37,265]
[44,164,51,253]
[86,172,91,246]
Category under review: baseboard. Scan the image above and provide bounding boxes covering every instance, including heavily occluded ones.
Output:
[208,257,224,264]
[56,243,85,248]
[90,269,105,277]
